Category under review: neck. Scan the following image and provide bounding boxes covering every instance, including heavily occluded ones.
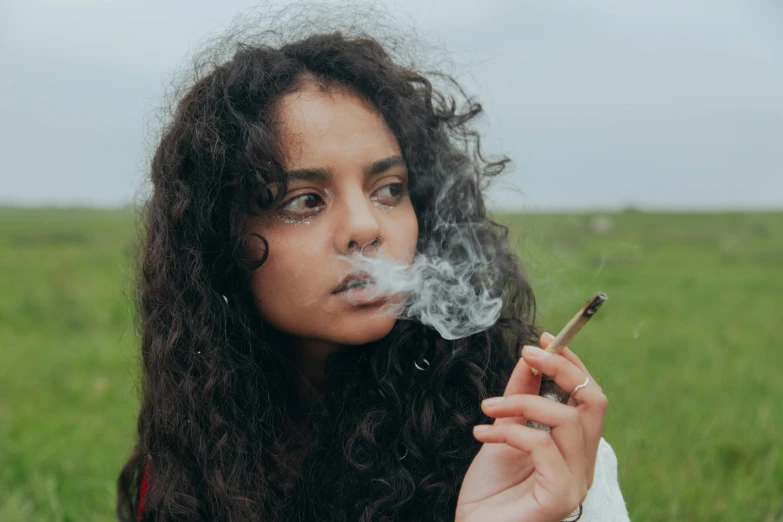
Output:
[286,337,344,410]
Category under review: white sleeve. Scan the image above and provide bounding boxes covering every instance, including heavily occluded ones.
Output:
[577,438,631,521]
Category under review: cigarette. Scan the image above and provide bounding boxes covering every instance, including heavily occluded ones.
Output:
[525,292,607,431]
[530,292,607,376]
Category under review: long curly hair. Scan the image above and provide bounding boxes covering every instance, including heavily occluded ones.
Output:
[117,7,539,522]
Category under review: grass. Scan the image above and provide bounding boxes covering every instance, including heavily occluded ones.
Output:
[1,206,781,521]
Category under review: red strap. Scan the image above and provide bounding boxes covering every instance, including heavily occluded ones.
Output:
[138,460,151,522]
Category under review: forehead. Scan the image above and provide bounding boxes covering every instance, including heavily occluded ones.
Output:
[271,83,401,167]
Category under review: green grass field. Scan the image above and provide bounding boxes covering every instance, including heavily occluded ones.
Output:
[1,207,781,521]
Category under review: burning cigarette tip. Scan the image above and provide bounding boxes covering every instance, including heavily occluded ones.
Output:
[584,293,607,317]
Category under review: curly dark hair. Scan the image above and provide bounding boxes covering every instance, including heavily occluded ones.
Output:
[117,6,539,522]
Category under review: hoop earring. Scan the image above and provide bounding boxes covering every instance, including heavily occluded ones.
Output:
[414,358,430,371]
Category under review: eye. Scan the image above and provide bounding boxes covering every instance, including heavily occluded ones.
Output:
[372,183,404,203]
[281,193,324,213]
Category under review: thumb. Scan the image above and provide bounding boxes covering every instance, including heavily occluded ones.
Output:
[491,335,553,421]
[539,331,556,351]
[502,353,541,398]
[488,333,555,426]
[491,346,542,426]
[504,332,554,397]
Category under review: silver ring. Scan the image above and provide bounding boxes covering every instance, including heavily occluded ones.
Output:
[571,376,590,397]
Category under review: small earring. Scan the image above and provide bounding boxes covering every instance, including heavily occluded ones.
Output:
[397,445,408,460]
[222,295,228,303]
[414,358,430,371]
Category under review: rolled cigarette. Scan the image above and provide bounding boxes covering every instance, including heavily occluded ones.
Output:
[526,292,607,431]
[530,292,607,376]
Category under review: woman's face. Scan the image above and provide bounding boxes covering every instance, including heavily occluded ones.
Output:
[247,82,419,348]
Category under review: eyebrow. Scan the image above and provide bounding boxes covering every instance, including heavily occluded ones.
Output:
[283,155,407,183]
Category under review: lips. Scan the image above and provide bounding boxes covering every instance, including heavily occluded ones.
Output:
[333,270,376,294]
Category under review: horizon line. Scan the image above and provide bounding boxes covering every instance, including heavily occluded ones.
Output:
[1,202,782,214]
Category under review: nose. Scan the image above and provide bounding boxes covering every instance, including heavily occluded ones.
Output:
[334,187,383,255]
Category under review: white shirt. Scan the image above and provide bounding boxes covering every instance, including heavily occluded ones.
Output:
[579,438,631,521]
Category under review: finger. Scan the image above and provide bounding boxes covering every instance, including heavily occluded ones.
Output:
[538,335,600,426]
[521,346,606,412]
[558,349,604,487]
[503,355,541,396]
[481,394,587,474]
[560,347,594,381]
[521,345,607,438]
[541,332,595,382]
[559,348,598,410]
[540,331,556,350]
[534,331,572,377]
[495,353,542,427]
[472,423,573,483]
[522,345,607,481]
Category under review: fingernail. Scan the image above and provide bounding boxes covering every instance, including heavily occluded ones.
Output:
[522,345,544,358]
[482,396,504,407]
[473,425,491,433]
[544,331,555,341]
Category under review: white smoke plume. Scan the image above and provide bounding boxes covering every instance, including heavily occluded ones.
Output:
[337,171,504,342]
[338,246,502,341]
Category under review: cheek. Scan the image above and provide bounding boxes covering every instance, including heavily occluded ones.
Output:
[248,232,324,322]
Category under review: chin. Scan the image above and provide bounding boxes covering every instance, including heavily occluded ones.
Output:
[332,314,398,345]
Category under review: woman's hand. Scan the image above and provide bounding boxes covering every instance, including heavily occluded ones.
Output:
[455,333,608,522]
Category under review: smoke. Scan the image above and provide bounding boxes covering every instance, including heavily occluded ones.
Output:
[337,177,503,341]
[338,247,502,340]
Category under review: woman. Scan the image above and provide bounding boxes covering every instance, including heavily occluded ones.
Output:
[117,9,629,522]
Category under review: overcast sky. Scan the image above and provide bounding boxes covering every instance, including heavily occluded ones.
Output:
[1,0,781,211]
